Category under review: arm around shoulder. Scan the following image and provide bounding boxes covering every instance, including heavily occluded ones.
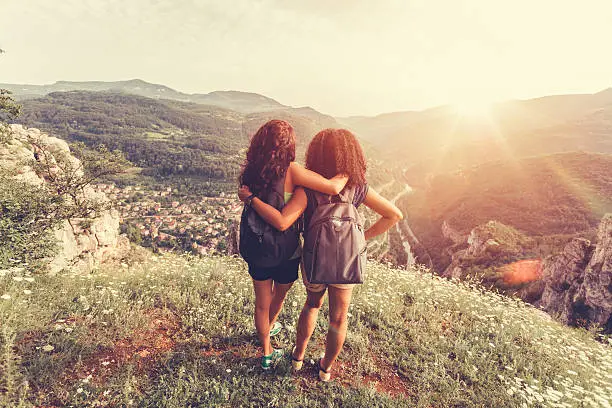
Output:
[290,162,348,195]
[251,187,308,231]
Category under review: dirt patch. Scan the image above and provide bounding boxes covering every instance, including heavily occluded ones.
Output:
[199,338,260,360]
[69,309,180,385]
[290,340,411,399]
[337,352,411,398]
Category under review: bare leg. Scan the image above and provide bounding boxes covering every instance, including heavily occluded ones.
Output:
[292,289,326,361]
[252,279,274,356]
[321,286,353,371]
[269,282,294,326]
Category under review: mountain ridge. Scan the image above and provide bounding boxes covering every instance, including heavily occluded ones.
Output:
[0,79,287,113]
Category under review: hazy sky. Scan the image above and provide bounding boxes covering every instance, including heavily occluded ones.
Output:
[1,0,611,116]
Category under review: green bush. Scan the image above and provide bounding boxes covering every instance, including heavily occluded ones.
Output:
[0,173,63,269]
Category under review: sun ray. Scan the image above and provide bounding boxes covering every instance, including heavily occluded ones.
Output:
[430,98,523,178]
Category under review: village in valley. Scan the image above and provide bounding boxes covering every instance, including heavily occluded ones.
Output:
[95,183,243,256]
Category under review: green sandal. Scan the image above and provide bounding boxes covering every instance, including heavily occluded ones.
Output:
[269,322,282,337]
[261,349,284,370]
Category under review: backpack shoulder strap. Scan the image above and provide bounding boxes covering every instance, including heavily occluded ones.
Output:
[336,186,357,205]
[311,190,332,206]
[263,176,287,209]
[310,186,358,206]
[272,176,286,196]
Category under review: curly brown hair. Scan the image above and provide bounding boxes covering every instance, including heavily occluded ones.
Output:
[305,128,367,188]
[239,119,296,195]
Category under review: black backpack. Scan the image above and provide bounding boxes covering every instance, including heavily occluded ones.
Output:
[302,187,367,284]
[239,177,300,268]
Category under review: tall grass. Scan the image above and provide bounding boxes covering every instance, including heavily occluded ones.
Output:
[0,253,610,407]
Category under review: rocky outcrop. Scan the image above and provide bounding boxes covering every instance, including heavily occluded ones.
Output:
[441,220,466,246]
[538,214,612,330]
[584,215,612,326]
[443,221,532,282]
[1,124,130,273]
[465,221,531,257]
[538,238,593,325]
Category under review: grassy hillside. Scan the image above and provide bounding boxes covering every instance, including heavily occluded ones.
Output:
[1,253,610,407]
[400,151,612,271]
[17,91,244,191]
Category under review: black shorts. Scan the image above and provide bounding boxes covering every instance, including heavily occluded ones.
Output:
[248,257,300,284]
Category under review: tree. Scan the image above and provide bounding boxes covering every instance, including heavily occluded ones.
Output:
[0,90,20,143]
[27,137,130,219]
[0,49,21,142]
[0,172,65,268]
[122,223,143,245]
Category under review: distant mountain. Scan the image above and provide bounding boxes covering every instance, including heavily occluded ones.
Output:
[0,79,287,113]
[341,88,612,177]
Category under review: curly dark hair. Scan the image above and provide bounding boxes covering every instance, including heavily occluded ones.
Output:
[305,128,367,188]
[239,119,296,195]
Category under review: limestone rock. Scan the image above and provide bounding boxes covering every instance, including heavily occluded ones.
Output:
[538,238,593,325]
[2,124,130,274]
[537,215,612,330]
[441,220,467,246]
[583,214,612,327]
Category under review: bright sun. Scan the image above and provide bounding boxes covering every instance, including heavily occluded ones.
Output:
[452,100,493,118]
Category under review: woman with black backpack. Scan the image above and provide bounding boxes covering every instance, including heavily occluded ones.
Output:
[238,120,349,370]
[239,128,403,381]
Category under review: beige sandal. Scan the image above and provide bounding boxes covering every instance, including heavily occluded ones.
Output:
[291,347,303,371]
[318,359,331,382]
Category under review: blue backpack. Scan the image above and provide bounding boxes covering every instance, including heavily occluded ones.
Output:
[239,177,300,267]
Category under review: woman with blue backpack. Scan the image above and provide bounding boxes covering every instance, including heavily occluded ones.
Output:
[238,120,349,370]
[239,128,403,381]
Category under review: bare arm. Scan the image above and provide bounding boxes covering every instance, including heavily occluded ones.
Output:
[238,186,307,231]
[362,188,404,240]
[290,162,348,195]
